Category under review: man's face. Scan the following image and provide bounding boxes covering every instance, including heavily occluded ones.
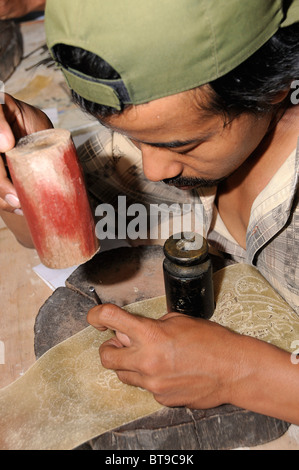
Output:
[104,88,273,190]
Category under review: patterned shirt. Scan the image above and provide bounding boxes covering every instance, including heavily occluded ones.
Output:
[77,127,299,314]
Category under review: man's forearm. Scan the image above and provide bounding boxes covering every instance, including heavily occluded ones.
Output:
[229,334,299,425]
[29,0,46,12]
[0,0,46,20]
[0,210,34,248]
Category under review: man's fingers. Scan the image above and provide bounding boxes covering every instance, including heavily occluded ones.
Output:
[0,94,54,213]
[0,155,21,212]
[0,95,26,212]
[99,339,137,372]
[0,103,16,153]
[115,330,131,347]
[87,303,145,339]
[116,370,146,389]
[1,94,53,146]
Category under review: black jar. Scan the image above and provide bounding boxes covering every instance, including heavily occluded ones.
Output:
[163,232,214,319]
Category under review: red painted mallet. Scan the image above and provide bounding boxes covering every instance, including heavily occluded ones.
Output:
[6,128,99,268]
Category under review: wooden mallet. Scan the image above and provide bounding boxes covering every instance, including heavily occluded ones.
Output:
[6,128,99,269]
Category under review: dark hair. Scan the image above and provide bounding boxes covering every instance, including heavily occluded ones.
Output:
[206,23,299,117]
[53,24,299,120]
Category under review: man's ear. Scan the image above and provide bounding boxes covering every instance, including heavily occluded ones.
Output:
[271,88,291,104]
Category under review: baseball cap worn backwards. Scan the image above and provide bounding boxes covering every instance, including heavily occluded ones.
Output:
[45,0,299,110]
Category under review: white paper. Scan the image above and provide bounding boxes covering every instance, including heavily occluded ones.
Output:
[33,264,78,291]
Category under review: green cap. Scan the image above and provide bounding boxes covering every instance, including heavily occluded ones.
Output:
[45,0,299,111]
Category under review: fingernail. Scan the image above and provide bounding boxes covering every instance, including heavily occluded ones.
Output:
[5,194,20,208]
[14,208,24,216]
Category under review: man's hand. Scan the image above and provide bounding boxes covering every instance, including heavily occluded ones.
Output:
[88,303,299,425]
[87,303,242,409]
[0,0,45,19]
[0,93,53,215]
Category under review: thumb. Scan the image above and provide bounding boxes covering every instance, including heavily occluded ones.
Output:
[115,330,132,347]
[0,117,15,153]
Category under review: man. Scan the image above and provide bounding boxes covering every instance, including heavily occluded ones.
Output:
[0,0,298,424]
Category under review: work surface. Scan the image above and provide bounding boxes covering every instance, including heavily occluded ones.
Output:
[33,246,299,450]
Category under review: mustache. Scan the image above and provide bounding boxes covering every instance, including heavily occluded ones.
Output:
[162,175,226,188]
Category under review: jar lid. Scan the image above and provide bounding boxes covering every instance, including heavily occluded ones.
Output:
[163,232,208,266]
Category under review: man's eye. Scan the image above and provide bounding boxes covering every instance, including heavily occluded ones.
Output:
[177,143,201,154]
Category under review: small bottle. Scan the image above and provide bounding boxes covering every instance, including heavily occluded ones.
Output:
[163,232,214,319]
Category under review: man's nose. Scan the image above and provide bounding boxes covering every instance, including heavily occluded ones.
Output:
[140,144,183,182]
